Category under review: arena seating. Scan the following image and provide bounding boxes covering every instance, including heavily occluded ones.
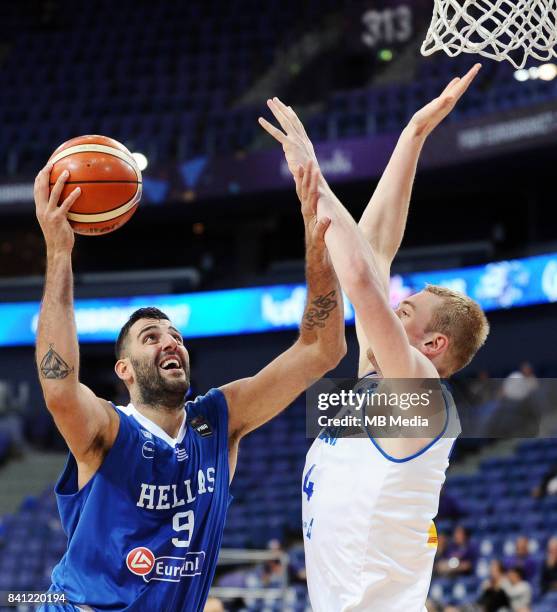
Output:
[430,438,557,611]
[1,2,556,176]
[0,0,337,173]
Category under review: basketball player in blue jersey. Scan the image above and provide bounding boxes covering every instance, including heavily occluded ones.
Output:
[32,161,346,611]
[260,65,490,611]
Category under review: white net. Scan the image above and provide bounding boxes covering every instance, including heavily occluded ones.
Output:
[421,0,557,69]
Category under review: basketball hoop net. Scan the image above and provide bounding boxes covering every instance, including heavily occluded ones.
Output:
[421,0,557,69]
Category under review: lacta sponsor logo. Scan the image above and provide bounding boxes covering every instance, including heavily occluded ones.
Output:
[280,150,353,179]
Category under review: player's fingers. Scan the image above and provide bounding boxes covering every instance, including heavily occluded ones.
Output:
[34,162,54,206]
[453,63,481,99]
[287,102,311,140]
[288,104,307,136]
[268,98,294,134]
[313,217,331,243]
[258,117,287,144]
[59,186,81,214]
[438,94,456,110]
[301,160,313,201]
[276,98,304,136]
[295,165,304,199]
[48,169,70,210]
[287,105,309,141]
[308,163,319,216]
[440,77,460,97]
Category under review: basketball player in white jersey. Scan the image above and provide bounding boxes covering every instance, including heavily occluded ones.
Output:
[259,65,490,611]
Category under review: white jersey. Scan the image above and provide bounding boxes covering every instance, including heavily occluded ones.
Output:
[302,375,460,612]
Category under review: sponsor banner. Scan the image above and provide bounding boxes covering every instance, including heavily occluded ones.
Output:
[0,251,556,346]
[425,103,557,167]
[2,103,557,207]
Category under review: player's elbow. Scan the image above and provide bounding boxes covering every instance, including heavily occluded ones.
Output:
[330,338,348,369]
[314,337,347,374]
[40,383,79,415]
[344,256,376,302]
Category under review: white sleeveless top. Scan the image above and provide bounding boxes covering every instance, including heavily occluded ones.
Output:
[302,374,460,612]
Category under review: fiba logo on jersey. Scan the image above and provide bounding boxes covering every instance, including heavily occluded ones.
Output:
[126,546,155,576]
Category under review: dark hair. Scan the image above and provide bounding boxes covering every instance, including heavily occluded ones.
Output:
[454,525,469,539]
[115,307,170,359]
[509,566,525,580]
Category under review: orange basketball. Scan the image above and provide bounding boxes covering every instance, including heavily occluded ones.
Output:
[48,135,142,236]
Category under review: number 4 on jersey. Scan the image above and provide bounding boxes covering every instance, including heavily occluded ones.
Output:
[303,464,316,501]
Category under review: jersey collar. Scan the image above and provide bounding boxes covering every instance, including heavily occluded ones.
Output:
[120,403,188,447]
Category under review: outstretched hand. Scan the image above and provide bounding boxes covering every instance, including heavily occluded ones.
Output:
[258,98,319,181]
[410,63,482,138]
[34,163,81,254]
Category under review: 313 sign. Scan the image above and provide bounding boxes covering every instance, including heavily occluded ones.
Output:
[361,5,413,48]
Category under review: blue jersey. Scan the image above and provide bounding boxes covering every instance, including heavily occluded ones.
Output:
[42,388,230,612]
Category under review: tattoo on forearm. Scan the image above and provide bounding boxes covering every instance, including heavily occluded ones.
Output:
[303,291,338,330]
[39,344,74,379]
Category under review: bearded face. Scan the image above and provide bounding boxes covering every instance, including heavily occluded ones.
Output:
[118,318,191,412]
[130,353,190,411]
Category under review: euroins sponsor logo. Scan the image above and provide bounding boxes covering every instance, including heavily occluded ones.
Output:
[126,547,206,582]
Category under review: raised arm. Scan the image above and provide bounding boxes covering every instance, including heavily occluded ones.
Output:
[358,64,481,270]
[35,164,118,466]
[355,65,481,373]
[221,164,346,452]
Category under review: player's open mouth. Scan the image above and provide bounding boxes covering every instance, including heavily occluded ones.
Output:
[159,357,182,371]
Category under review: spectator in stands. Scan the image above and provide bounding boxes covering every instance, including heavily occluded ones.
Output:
[503,566,532,611]
[469,369,494,405]
[287,543,307,585]
[434,525,476,576]
[532,464,557,498]
[487,362,541,437]
[260,539,286,588]
[540,536,557,594]
[504,536,537,582]
[0,380,26,459]
[501,362,539,401]
[433,532,449,576]
[477,559,511,612]
[261,558,284,588]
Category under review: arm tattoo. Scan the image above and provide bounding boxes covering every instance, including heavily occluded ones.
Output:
[303,291,338,330]
[39,344,74,379]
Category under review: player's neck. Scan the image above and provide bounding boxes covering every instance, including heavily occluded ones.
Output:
[132,400,185,439]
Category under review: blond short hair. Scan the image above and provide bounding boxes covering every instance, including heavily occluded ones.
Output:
[424,285,489,375]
